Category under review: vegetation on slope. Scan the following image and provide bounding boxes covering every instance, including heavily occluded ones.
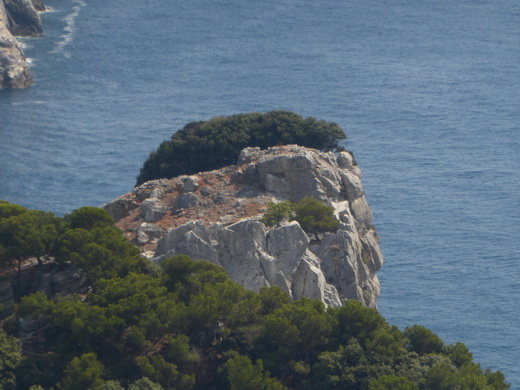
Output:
[261,198,340,238]
[0,201,511,389]
[136,111,347,185]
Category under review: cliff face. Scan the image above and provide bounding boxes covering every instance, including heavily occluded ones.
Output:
[105,145,384,308]
[0,0,43,88]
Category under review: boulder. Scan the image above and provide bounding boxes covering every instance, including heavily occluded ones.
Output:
[140,198,166,223]
[137,223,163,245]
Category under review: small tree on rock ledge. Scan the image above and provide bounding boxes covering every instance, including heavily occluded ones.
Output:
[261,198,340,240]
[293,197,340,240]
[260,201,294,228]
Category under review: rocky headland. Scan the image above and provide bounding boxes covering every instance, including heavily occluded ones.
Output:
[104,145,384,308]
[0,0,44,88]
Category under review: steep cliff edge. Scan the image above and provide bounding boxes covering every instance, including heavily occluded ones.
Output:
[105,145,384,308]
[0,0,43,88]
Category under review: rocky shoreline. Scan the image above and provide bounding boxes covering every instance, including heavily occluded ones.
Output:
[0,0,44,88]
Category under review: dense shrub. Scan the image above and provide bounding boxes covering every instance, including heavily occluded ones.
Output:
[293,197,340,238]
[261,198,340,238]
[136,111,346,185]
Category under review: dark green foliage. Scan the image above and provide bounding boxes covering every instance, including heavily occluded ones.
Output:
[160,255,229,302]
[66,207,115,230]
[445,342,473,368]
[127,377,164,390]
[260,201,294,228]
[100,380,125,390]
[404,324,444,355]
[254,298,336,378]
[0,203,64,269]
[225,353,286,390]
[260,198,340,239]
[136,111,347,185]
[0,201,510,390]
[293,197,340,237]
[0,328,22,390]
[258,286,292,315]
[329,300,396,349]
[56,225,148,283]
[16,291,53,317]
[13,353,63,389]
[368,375,419,390]
[57,353,105,390]
[136,353,195,390]
[0,201,27,219]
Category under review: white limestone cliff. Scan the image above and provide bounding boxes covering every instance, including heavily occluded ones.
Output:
[105,145,384,308]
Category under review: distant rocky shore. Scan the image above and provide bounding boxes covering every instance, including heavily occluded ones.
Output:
[0,0,44,88]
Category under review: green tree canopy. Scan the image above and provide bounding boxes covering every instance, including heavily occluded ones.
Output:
[0,201,511,390]
[0,328,22,390]
[260,201,294,228]
[136,111,346,185]
[65,207,115,230]
[57,353,105,390]
[0,206,64,270]
[225,353,286,390]
[260,198,340,239]
[403,324,444,355]
[293,197,340,238]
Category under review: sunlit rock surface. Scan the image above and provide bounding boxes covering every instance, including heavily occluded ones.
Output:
[105,145,384,308]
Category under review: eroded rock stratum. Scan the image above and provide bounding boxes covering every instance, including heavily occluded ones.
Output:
[105,145,384,308]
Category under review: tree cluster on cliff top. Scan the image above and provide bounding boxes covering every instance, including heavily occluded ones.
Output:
[136,111,347,185]
[261,198,340,239]
[0,201,511,390]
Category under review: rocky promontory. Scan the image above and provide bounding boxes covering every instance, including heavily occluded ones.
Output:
[105,145,384,308]
[0,0,43,88]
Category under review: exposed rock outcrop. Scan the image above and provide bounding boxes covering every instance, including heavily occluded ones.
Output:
[105,145,384,308]
[3,0,42,36]
[0,0,43,88]
[0,0,32,87]
[0,261,89,318]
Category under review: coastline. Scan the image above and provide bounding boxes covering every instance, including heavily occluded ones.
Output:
[0,0,45,88]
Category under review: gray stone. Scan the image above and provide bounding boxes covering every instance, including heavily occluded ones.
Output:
[140,198,166,223]
[266,222,308,277]
[176,193,199,209]
[51,267,88,294]
[291,256,328,302]
[237,147,261,164]
[264,173,290,194]
[350,197,373,232]
[181,176,199,193]
[3,0,42,36]
[103,197,135,221]
[137,223,163,245]
[200,186,211,197]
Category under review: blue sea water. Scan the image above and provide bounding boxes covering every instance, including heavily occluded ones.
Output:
[1,0,519,386]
